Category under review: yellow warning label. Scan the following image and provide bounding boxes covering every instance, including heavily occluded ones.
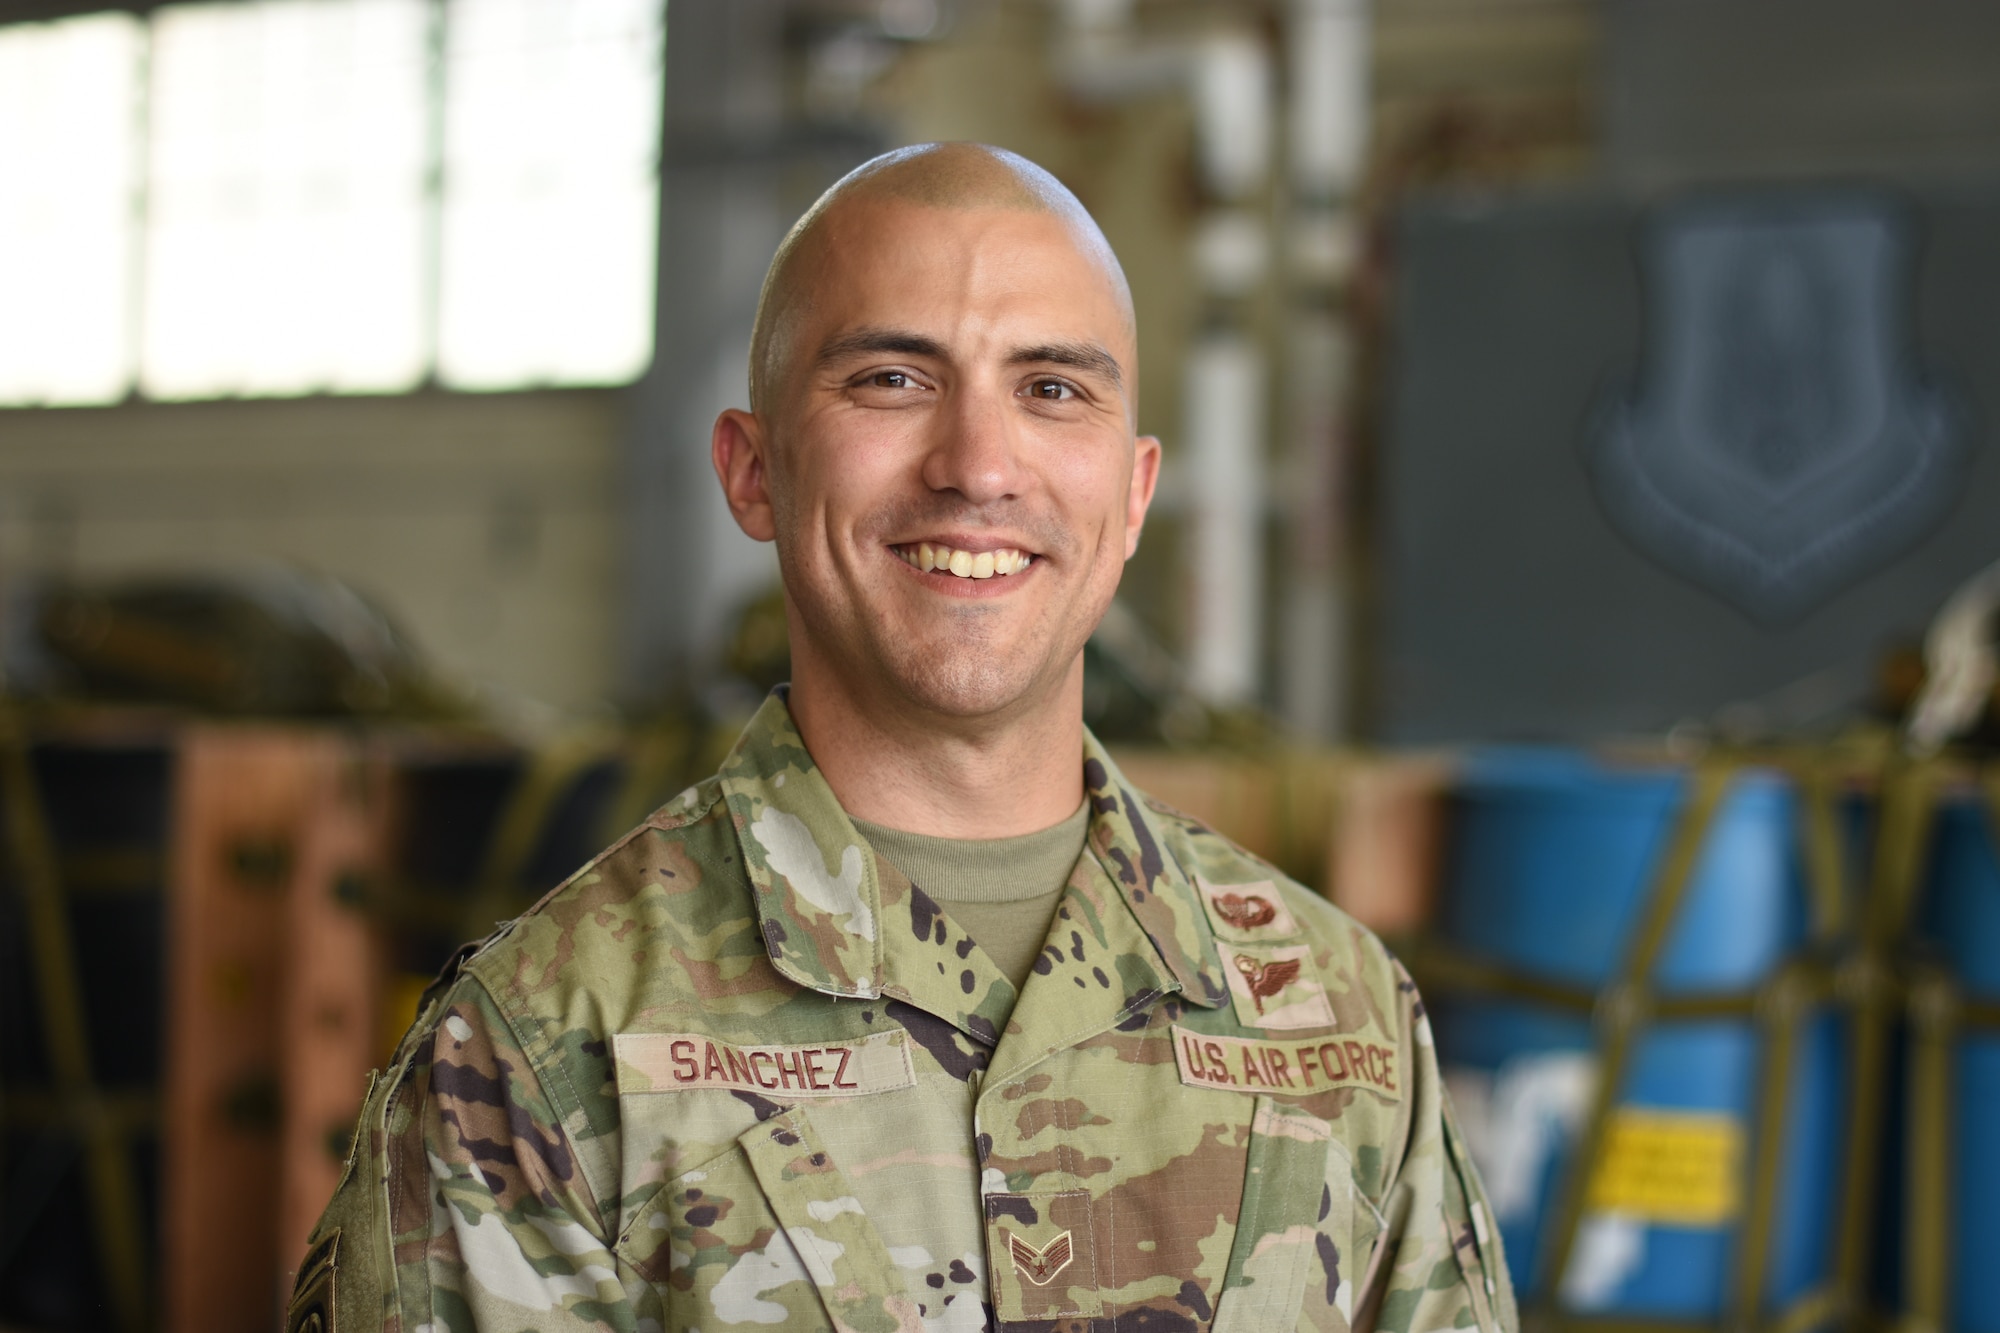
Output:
[1586,1108,1743,1226]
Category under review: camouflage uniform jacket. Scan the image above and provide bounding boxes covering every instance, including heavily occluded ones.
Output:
[292,694,1515,1333]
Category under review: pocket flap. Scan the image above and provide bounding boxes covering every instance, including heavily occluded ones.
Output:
[737,1105,925,1330]
[983,1189,1102,1322]
[1212,1096,1334,1333]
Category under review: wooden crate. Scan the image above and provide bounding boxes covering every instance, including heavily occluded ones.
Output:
[1108,746,1455,934]
[164,729,390,1332]
[277,747,396,1294]
[5,713,636,1331]
[1322,754,1455,936]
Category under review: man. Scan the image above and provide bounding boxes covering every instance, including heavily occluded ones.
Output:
[290,142,1514,1333]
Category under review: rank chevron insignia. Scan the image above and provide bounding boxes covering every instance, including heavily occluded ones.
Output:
[1233,954,1301,1015]
[1008,1229,1074,1286]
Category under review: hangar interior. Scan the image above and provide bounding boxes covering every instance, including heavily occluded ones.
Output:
[2,0,1999,1329]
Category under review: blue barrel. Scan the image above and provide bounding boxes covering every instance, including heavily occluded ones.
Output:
[1912,793,2000,1333]
[1430,751,1844,1320]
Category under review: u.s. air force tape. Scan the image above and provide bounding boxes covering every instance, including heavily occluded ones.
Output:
[1172,1025,1401,1100]
[614,1028,916,1098]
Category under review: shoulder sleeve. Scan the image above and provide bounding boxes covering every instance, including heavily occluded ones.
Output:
[1357,960,1520,1333]
[286,977,655,1333]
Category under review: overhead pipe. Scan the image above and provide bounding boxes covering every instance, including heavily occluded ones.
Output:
[1053,0,1274,707]
[1278,0,1370,740]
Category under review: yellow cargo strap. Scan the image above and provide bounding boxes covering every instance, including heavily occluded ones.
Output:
[0,701,151,1332]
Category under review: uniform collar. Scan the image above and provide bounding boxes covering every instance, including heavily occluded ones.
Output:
[718,691,1230,1018]
[718,690,883,999]
[1078,734,1231,1009]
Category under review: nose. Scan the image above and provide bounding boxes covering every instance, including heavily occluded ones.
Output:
[918,378,1028,505]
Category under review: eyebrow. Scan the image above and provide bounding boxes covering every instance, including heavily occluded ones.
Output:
[815,327,1125,389]
[1009,340,1124,389]
[815,328,947,367]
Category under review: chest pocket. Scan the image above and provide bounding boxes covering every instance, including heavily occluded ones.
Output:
[1211,1097,1345,1333]
[618,1105,919,1332]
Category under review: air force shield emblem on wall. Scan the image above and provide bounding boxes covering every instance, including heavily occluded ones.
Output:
[1586,195,1970,624]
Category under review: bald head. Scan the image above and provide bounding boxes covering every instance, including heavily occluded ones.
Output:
[747,142,1135,414]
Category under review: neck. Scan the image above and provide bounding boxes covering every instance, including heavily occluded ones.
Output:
[784,653,1087,839]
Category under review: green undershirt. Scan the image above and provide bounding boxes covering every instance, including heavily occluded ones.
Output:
[852,799,1092,994]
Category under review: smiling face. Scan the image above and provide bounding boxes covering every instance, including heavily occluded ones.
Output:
[714,184,1158,731]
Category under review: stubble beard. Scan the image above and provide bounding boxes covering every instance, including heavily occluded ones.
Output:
[887,604,1058,720]
[791,577,1068,724]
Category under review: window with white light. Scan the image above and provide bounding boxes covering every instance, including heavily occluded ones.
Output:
[0,13,143,406]
[144,0,430,398]
[0,0,663,408]
[438,0,663,389]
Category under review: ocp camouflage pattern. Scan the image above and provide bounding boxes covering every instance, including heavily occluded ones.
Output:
[294,692,1516,1332]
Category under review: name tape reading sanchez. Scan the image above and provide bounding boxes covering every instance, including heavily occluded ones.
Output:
[614,1029,916,1098]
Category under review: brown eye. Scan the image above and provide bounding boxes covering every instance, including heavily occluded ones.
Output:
[871,371,911,388]
[1029,379,1074,400]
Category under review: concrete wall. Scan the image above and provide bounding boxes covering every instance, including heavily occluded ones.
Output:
[1606,0,2000,188]
[0,390,622,714]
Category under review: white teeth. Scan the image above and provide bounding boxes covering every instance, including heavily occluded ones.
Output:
[895,543,1034,580]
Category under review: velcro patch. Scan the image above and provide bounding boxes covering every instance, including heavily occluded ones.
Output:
[1197,875,1299,941]
[614,1029,915,1098]
[1172,1025,1402,1100]
[1220,943,1337,1030]
[284,1228,337,1333]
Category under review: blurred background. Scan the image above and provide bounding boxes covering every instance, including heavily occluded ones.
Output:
[3,0,1999,1329]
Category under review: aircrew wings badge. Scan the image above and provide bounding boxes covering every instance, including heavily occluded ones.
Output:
[1233,953,1301,1012]
[1009,1229,1075,1286]
[1219,943,1335,1030]
[1197,875,1298,942]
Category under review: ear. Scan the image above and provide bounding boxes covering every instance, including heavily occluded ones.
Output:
[1123,434,1163,559]
[712,409,777,542]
